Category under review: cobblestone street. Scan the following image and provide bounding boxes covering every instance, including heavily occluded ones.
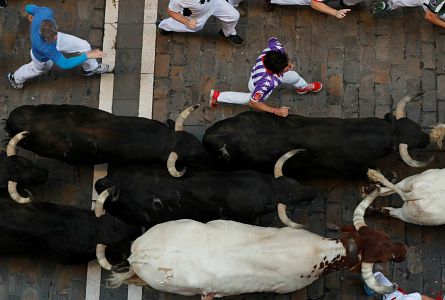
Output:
[0,0,445,299]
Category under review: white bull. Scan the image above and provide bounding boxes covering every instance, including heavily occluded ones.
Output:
[368,168,445,225]
[100,190,406,297]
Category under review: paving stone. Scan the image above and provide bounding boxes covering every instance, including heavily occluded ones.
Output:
[113,73,141,99]
[328,74,343,105]
[171,43,186,66]
[374,60,390,84]
[422,43,436,69]
[118,0,145,24]
[375,83,390,105]
[439,101,445,123]
[116,24,144,49]
[437,75,445,100]
[115,48,143,73]
[421,111,437,127]
[343,83,359,112]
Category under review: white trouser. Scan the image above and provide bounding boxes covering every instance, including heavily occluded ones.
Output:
[158,0,240,36]
[14,31,98,84]
[228,0,242,6]
[373,272,421,300]
[387,0,423,9]
[271,0,363,5]
[217,70,308,105]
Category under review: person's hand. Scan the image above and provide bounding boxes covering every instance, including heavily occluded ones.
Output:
[201,293,215,300]
[86,49,107,59]
[334,9,351,19]
[273,107,289,117]
[187,18,197,29]
[424,9,436,21]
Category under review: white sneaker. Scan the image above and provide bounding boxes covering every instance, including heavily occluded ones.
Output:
[83,64,109,77]
[7,73,23,89]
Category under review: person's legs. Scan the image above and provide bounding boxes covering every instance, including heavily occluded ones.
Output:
[282,70,323,94]
[211,77,255,107]
[281,71,308,89]
[213,0,240,37]
[342,0,364,5]
[389,0,423,9]
[56,32,99,72]
[227,0,246,17]
[12,50,53,86]
[158,17,207,33]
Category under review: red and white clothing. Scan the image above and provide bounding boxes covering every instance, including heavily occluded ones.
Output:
[158,0,240,36]
[374,272,421,300]
[217,37,308,105]
[271,0,363,6]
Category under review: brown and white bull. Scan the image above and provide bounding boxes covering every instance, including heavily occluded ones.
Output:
[367,168,445,226]
[99,189,406,297]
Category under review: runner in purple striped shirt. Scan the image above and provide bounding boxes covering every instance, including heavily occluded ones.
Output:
[209,37,322,118]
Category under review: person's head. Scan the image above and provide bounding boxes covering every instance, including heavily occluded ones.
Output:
[263,50,290,74]
[39,20,58,43]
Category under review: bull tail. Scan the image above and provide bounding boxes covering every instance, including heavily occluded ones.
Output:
[107,267,148,288]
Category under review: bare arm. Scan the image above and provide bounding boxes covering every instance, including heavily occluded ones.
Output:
[310,0,351,18]
[420,295,435,300]
[424,10,445,29]
[167,8,197,28]
[249,100,289,117]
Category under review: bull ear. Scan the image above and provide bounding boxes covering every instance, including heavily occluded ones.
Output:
[166,119,175,129]
[340,225,356,233]
[384,113,395,121]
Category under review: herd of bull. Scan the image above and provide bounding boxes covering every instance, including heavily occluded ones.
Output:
[1,94,445,297]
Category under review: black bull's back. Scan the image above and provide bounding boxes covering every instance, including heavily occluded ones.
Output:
[0,194,140,264]
[95,164,320,227]
[4,104,194,164]
[202,111,429,177]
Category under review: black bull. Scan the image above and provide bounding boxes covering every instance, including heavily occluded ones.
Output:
[5,104,209,174]
[94,159,320,227]
[202,111,431,178]
[0,150,48,190]
[0,192,140,265]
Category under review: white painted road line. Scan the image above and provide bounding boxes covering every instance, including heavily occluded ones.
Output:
[129,0,158,298]
[86,0,119,299]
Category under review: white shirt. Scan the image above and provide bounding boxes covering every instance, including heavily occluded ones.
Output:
[168,0,215,19]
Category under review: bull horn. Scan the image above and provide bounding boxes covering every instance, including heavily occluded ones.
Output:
[361,262,397,294]
[367,169,405,198]
[7,131,30,156]
[394,92,423,120]
[167,151,186,178]
[273,149,305,178]
[96,244,116,271]
[275,149,305,229]
[353,188,380,230]
[7,131,32,203]
[94,187,116,217]
[430,124,445,150]
[399,143,433,168]
[8,181,32,204]
[175,104,200,132]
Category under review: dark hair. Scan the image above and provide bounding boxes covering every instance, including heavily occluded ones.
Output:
[263,50,289,74]
[39,20,58,43]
